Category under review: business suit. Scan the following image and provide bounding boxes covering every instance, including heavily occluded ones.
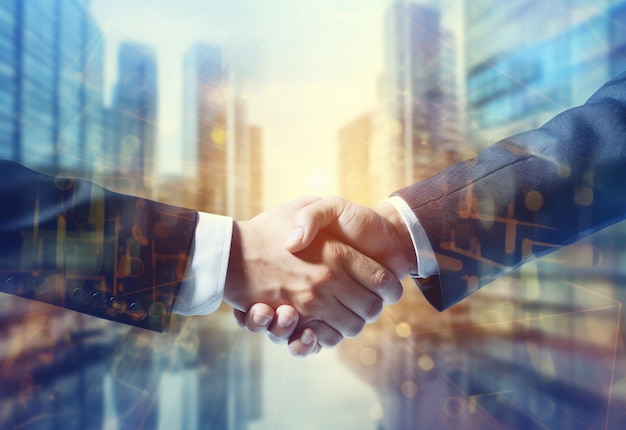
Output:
[395,71,626,311]
[0,160,198,331]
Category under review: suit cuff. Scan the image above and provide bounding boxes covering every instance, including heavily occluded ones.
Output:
[173,212,233,316]
[383,196,439,279]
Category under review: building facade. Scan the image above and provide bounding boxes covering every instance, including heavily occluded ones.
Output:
[464,0,626,150]
[382,1,463,189]
[107,42,158,197]
[0,0,104,176]
[182,43,262,218]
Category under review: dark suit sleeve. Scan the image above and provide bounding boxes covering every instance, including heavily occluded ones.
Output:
[0,161,198,331]
[394,71,626,311]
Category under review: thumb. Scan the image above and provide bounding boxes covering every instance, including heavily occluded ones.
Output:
[284,197,347,253]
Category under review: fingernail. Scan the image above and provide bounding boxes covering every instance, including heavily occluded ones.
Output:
[284,226,304,247]
[252,312,272,327]
[277,310,296,328]
[301,329,315,346]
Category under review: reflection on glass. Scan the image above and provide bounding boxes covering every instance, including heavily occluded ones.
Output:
[1,0,626,429]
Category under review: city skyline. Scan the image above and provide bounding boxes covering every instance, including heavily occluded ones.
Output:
[87,0,468,209]
[3,1,626,429]
[90,0,396,208]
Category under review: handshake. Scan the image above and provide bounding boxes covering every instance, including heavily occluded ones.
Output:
[223,196,418,358]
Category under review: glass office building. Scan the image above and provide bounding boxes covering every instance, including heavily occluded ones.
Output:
[382,2,463,189]
[181,43,261,219]
[0,1,18,162]
[0,0,103,175]
[107,42,158,196]
[464,0,626,149]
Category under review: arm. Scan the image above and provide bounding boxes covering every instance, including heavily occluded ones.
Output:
[243,72,626,351]
[288,72,626,311]
[395,71,626,310]
[0,160,197,332]
[0,163,403,345]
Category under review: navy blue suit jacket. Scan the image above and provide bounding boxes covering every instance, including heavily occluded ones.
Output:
[0,161,198,331]
[395,71,626,311]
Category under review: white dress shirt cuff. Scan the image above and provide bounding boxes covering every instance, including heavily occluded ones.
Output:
[173,212,233,316]
[382,196,439,279]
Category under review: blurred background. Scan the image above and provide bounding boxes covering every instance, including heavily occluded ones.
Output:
[1,0,626,428]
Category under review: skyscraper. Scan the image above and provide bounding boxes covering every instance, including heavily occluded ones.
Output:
[0,0,19,163]
[464,0,626,149]
[182,43,229,213]
[382,1,462,188]
[15,0,58,169]
[109,42,158,196]
[182,43,262,218]
[56,0,104,173]
[0,0,104,176]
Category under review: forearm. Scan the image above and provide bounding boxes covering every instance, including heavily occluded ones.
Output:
[0,160,198,331]
[394,71,626,310]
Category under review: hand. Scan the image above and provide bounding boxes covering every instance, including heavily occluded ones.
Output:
[285,196,417,278]
[234,303,320,357]
[224,196,403,351]
[283,196,417,354]
[236,196,416,356]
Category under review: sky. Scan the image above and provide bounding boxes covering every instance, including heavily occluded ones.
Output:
[90,0,394,208]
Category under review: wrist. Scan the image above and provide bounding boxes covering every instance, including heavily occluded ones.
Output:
[373,201,418,278]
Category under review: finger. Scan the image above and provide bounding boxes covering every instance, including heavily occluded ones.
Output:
[341,248,403,305]
[289,237,381,337]
[292,320,343,349]
[283,195,323,217]
[334,288,384,325]
[267,304,300,343]
[288,328,321,357]
[242,303,275,333]
[303,277,368,338]
[284,196,347,252]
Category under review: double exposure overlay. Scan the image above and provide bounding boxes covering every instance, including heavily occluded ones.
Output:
[1,0,626,429]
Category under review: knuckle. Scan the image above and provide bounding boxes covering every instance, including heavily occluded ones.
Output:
[325,242,344,261]
[365,298,383,321]
[371,269,387,294]
[309,321,343,348]
[320,266,336,283]
[372,269,400,302]
[310,266,336,287]
[344,318,365,338]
